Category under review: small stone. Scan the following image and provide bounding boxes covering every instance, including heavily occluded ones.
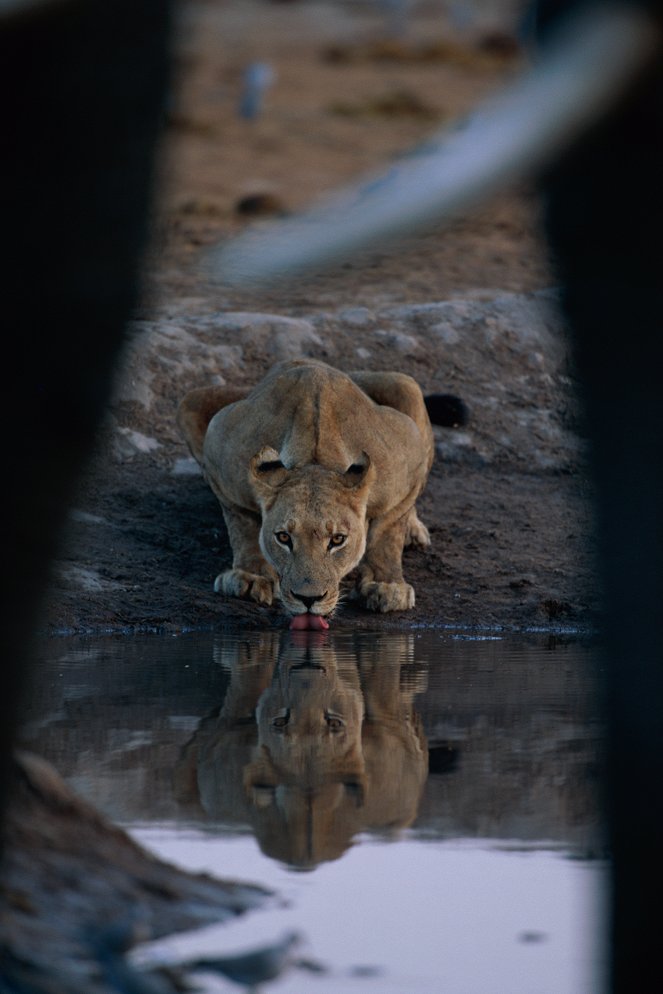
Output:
[113,428,161,462]
[172,457,202,476]
[339,306,375,327]
[429,323,460,345]
[270,323,323,360]
[375,329,420,355]
[57,565,121,592]
[113,370,154,409]
[68,509,107,526]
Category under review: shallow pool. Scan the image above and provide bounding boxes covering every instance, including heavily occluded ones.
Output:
[21,628,607,992]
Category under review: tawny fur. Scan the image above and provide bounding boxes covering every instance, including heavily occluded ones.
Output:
[178,359,434,617]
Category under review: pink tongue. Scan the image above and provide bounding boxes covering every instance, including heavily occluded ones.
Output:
[289,613,330,631]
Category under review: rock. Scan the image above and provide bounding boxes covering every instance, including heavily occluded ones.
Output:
[171,456,202,476]
[338,306,375,327]
[378,290,565,365]
[270,322,323,360]
[107,291,576,473]
[69,509,108,526]
[429,323,461,346]
[375,329,421,355]
[435,431,477,463]
[115,321,234,413]
[57,565,122,592]
[0,753,270,994]
[201,312,323,359]
[235,191,286,217]
[113,428,161,462]
[113,363,156,408]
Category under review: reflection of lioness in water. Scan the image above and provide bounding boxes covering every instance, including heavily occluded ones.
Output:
[178,359,434,623]
[174,632,428,869]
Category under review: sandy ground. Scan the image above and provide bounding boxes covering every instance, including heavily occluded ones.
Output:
[43,0,599,636]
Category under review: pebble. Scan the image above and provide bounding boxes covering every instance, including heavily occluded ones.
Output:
[171,457,202,476]
[113,428,161,462]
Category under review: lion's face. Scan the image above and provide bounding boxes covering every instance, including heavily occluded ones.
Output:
[254,642,365,765]
[255,460,370,618]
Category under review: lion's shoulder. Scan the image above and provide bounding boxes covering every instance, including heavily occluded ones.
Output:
[181,361,433,516]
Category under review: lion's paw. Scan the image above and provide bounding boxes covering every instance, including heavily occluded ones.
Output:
[405,513,431,549]
[214,569,274,606]
[362,580,415,613]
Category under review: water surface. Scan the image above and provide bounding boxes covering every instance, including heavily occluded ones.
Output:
[21,628,607,992]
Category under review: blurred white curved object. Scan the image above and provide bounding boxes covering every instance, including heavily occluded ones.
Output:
[207,3,658,286]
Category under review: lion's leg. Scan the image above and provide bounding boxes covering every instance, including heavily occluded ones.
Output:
[405,507,431,549]
[358,510,416,613]
[350,371,434,549]
[215,504,278,607]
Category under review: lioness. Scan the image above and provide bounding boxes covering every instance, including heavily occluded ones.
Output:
[178,359,434,624]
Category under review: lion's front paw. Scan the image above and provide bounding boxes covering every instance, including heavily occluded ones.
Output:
[361,580,415,613]
[405,512,431,549]
[214,569,274,606]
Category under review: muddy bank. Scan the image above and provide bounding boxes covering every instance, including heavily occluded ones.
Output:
[44,292,598,636]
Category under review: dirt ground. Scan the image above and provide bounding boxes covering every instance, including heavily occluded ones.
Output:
[43,0,599,636]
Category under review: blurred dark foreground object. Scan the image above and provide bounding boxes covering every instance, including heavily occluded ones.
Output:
[0,752,270,993]
[536,3,663,990]
[0,0,171,813]
[0,7,281,993]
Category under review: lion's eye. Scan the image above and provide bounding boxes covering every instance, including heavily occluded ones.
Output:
[325,713,345,731]
[271,710,290,729]
[275,531,292,547]
[328,534,346,549]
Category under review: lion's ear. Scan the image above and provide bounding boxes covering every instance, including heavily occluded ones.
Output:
[341,452,372,489]
[250,446,289,490]
[177,385,249,464]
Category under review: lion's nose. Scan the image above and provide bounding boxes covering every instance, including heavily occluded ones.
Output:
[291,590,327,610]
